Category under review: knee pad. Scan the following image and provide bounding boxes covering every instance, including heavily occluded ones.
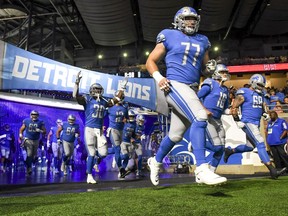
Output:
[169,135,183,143]
[195,109,208,121]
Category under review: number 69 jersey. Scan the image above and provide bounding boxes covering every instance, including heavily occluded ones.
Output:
[157,29,210,85]
[236,88,264,126]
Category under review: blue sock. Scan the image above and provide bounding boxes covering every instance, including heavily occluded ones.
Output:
[114,146,122,168]
[257,143,270,164]
[137,155,143,171]
[122,154,129,168]
[190,121,207,166]
[156,136,175,163]
[87,156,94,174]
[210,146,224,168]
[234,145,253,153]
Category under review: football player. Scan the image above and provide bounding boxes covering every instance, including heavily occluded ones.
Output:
[146,6,225,186]
[118,109,136,179]
[47,119,63,174]
[57,114,80,175]
[106,92,128,175]
[133,114,146,177]
[197,64,230,174]
[73,71,125,184]
[19,110,46,175]
[0,124,15,172]
[226,74,287,179]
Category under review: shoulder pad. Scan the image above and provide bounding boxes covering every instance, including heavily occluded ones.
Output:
[156,32,166,44]
[202,78,213,87]
[236,88,245,95]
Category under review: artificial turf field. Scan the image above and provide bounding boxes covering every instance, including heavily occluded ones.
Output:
[0,176,287,216]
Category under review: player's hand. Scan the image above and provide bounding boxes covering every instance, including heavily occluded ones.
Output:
[206,59,217,73]
[140,134,146,141]
[120,77,128,90]
[57,139,62,146]
[35,128,43,133]
[75,71,82,84]
[159,78,171,93]
[230,107,238,116]
[47,141,51,148]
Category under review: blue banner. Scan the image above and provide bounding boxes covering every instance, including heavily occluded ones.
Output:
[0,41,169,115]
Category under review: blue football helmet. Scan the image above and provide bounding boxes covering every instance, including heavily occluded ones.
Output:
[89,83,104,98]
[128,109,136,122]
[212,64,230,82]
[249,74,266,93]
[173,7,200,35]
[56,119,63,125]
[136,114,145,126]
[67,114,76,124]
[30,110,39,121]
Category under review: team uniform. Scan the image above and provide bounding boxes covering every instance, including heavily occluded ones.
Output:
[119,112,136,178]
[59,118,80,175]
[0,126,15,172]
[47,124,63,173]
[73,72,125,184]
[147,7,227,186]
[107,104,128,170]
[225,74,287,179]
[133,115,146,176]
[197,77,229,171]
[82,94,108,175]
[20,113,45,175]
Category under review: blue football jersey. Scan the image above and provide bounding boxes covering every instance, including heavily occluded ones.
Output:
[198,78,229,119]
[0,129,14,148]
[236,88,264,125]
[61,122,80,142]
[108,105,128,130]
[82,95,107,128]
[49,126,59,142]
[122,122,136,143]
[134,124,145,143]
[158,29,211,84]
[23,118,45,140]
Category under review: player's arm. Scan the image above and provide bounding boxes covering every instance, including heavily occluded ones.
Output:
[19,123,26,140]
[146,43,170,92]
[40,124,46,136]
[230,94,245,120]
[73,71,86,105]
[107,90,125,107]
[56,126,63,139]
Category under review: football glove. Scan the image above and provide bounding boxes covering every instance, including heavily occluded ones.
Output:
[262,113,270,121]
[206,59,217,73]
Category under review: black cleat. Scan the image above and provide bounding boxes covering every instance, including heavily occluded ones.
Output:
[119,168,126,178]
[121,169,131,178]
[224,148,234,163]
[268,167,287,179]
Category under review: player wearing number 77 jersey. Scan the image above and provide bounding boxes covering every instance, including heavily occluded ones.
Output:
[146,6,226,186]
[73,71,126,184]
